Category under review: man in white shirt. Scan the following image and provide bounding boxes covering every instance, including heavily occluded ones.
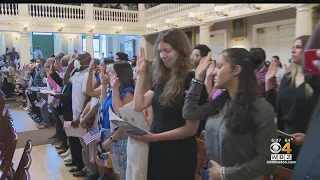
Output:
[64,51,94,124]
[33,46,43,59]
[63,51,95,175]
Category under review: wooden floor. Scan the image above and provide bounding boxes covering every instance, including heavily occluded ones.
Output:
[7,103,39,132]
[12,145,82,180]
[7,103,82,180]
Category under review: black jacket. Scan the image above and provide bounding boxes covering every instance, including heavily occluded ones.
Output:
[59,83,73,121]
[293,97,320,180]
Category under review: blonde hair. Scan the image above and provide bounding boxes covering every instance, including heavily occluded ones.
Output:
[289,63,314,97]
[289,35,313,97]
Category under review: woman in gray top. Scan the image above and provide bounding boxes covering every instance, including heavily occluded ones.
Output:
[183,48,277,180]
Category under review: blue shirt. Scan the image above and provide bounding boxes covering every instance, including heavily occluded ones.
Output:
[33,66,47,87]
[98,86,135,130]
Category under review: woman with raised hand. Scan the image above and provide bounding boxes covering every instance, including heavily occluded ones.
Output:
[265,35,320,169]
[126,59,153,180]
[102,61,135,180]
[183,48,277,180]
[130,28,200,180]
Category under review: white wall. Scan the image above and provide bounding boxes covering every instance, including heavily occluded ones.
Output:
[4,33,14,51]
[54,34,81,56]
[0,32,2,55]
[97,34,140,58]
[73,35,81,52]
[146,34,157,61]
[118,35,140,58]
[206,8,297,50]
[61,35,69,55]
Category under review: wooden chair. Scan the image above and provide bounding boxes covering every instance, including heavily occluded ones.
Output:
[13,140,32,180]
[0,129,18,180]
[195,137,209,180]
[260,165,293,180]
[0,91,5,118]
[22,169,30,180]
[0,110,14,156]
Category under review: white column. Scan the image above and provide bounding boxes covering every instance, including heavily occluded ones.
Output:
[138,4,145,11]
[86,33,94,57]
[68,37,74,56]
[295,4,317,38]
[78,34,83,52]
[138,4,145,24]
[19,32,32,66]
[18,4,29,16]
[139,36,147,52]
[101,35,107,57]
[0,32,6,55]
[112,34,119,54]
[12,33,20,53]
[54,33,63,55]
[199,23,211,47]
[84,4,94,20]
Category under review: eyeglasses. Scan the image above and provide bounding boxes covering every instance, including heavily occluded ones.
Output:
[191,53,201,57]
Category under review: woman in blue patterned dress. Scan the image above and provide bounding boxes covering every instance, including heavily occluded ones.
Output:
[101,61,135,180]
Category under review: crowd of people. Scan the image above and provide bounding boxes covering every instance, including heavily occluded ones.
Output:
[60,3,161,10]
[93,4,160,11]
[0,22,319,180]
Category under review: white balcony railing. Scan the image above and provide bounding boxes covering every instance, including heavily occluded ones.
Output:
[0,3,19,16]
[144,4,201,22]
[0,3,201,24]
[93,7,139,23]
[28,4,85,20]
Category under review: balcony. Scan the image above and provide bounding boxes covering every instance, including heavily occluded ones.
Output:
[0,3,142,34]
[0,3,294,35]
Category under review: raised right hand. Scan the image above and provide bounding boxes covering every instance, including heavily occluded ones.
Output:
[137,47,147,74]
[100,72,110,85]
[68,59,75,70]
[265,60,278,81]
[89,59,95,74]
[195,52,212,81]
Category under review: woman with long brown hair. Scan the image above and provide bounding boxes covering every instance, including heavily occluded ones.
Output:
[130,28,200,180]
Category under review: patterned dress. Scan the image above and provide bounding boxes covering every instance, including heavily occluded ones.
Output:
[99,87,134,180]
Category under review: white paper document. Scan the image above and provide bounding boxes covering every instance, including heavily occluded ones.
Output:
[109,107,149,136]
[64,121,87,137]
[39,89,56,95]
[33,98,46,108]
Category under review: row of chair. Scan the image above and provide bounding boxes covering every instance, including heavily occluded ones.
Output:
[0,90,33,180]
[195,131,293,180]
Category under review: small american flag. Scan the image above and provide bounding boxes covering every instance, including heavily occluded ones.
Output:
[82,128,100,145]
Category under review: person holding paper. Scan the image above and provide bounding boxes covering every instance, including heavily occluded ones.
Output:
[264,35,320,169]
[125,59,153,180]
[101,61,135,180]
[96,59,115,180]
[131,29,201,180]
[63,51,94,176]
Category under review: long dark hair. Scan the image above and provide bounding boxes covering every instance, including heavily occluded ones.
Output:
[113,61,134,91]
[211,48,258,134]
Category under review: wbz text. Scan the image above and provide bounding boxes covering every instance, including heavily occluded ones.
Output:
[266,138,296,165]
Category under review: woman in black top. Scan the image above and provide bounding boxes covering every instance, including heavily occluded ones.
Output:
[265,35,320,169]
[130,28,200,180]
